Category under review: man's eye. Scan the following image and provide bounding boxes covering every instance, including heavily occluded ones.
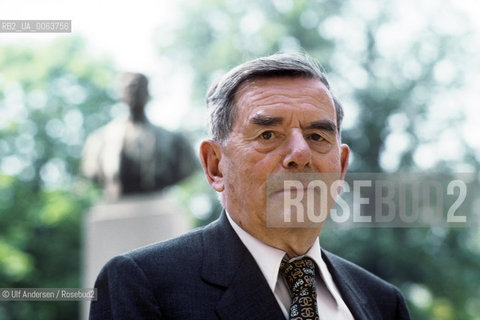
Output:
[260,131,275,140]
[310,133,324,142]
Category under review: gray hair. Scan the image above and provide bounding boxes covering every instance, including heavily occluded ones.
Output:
[206,53,344,143]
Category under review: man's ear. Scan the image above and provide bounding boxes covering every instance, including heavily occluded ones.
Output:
[199,140,225,192]
[339,144,350,180]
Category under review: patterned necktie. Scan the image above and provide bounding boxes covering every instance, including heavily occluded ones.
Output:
[279,255,319,320]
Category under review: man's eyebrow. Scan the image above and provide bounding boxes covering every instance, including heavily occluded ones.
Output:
[250,115,283,126]
[306,120,337,133]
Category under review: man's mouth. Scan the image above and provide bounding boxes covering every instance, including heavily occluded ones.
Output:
[271,185,318,196]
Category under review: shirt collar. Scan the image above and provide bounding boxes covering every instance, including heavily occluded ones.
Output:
[225,211,345,308]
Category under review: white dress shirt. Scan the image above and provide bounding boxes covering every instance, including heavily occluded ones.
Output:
[226,212,354,320]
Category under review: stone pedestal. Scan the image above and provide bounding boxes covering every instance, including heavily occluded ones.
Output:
[82,192,191,319]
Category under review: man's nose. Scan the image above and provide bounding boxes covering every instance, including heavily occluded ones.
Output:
[282,130,312,170]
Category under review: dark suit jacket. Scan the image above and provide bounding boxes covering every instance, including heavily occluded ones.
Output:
[90,211,411,319]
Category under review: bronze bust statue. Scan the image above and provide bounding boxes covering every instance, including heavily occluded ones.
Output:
[82,72,196,199]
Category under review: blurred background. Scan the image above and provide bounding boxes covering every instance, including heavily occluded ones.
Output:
[0,0,479,319]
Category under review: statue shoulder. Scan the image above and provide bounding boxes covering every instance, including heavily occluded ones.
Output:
[87,119,128,142]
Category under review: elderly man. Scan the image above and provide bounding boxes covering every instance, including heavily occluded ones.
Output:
[90,54,411,319]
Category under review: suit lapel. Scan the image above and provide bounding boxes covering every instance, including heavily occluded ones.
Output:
[215,254,285,320]
[201,211,284,320]
[322,250,373,320]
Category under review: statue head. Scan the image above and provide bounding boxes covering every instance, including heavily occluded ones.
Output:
[121,72,150,117]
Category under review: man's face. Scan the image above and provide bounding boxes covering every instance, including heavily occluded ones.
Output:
[216,77,349,235]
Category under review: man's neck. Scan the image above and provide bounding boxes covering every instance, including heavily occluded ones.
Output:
[229,212,322,257]
[261,228,321,258]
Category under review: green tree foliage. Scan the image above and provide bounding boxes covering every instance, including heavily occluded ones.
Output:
[158,0,480,319]
[0,37,115,319]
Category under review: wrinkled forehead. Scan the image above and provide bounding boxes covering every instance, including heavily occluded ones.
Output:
[233,76,335,116]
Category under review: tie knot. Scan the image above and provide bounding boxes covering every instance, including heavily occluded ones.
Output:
[279,256,316,295]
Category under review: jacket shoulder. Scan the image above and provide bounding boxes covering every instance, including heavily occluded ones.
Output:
[123,224,207,270]
[91,222,223,319]
[322,250,411,319]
